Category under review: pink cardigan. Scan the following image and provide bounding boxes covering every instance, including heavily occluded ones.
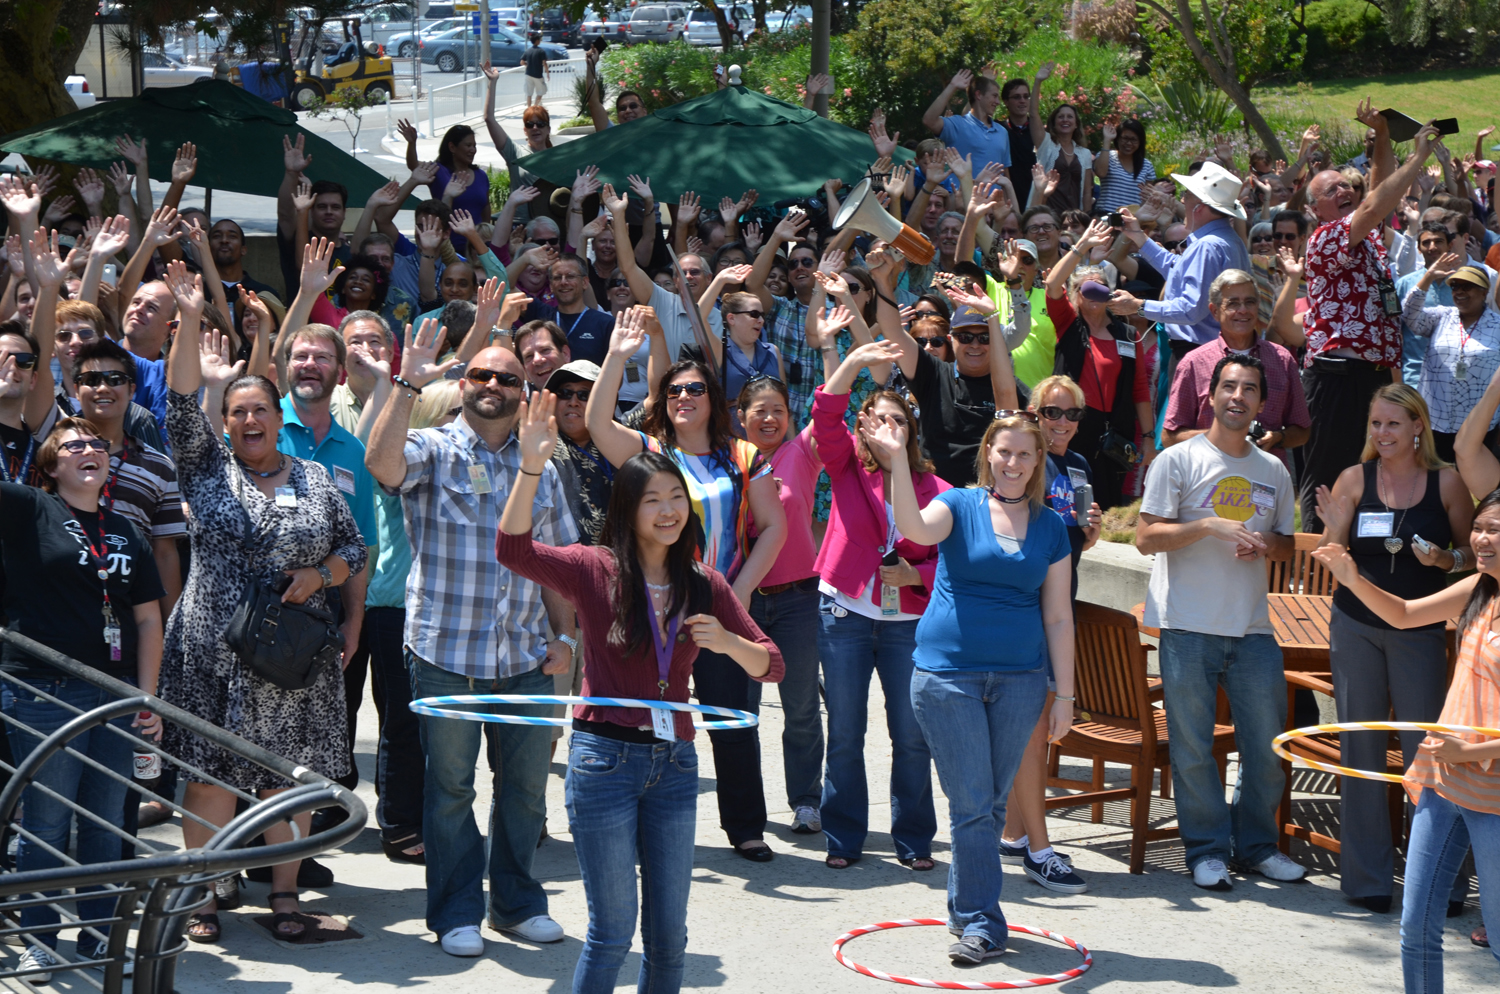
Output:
[810,386,949,615]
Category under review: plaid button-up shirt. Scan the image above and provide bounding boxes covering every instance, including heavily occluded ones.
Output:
[388,416,578,680]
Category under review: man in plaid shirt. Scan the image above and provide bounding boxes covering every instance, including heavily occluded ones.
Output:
[367,321,578,959]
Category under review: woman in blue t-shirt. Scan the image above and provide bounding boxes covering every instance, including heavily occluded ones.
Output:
[863,409,1076,966]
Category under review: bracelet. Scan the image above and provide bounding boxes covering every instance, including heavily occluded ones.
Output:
[393,375,423,395]
[519,467,543,477]
[1449,548,1468,573]
[1054,695,1076,703]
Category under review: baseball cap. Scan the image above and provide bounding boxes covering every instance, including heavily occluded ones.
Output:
[1012,238,1039,262]
[951,305,990,329]
[544,359,602,392]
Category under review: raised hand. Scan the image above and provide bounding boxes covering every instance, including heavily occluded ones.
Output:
[480,60,500,82]
[571,164,601,199]
[676,190,701,224]
[346,340,391,382]
[857,408,907,459]
[472,276,504,330]
[822,304,855,337]
[846,339,904,371]
[772,210,809,243]
[886,163,911,198]
[291,177,314,213]
[949,149,973,182]
[609,306,649,357]
[685,235,704,256]
[1276,246,1304,280]
[868,113,899,159]
[30,165,59,200]
[818,246,846,275]
[976,161,1006,187]
[401,318,460,388]
[1077,218,1115,254]
[995,238,1028,283]
[1427,250,1463,282]
[601,182,628,216]
[143,205,180,248]
[171,142,198,184]
[282,133,312,174]
[1035,61,1054,82]
[1042,168,1062,198]
[199,328,245,388]
[443,171,472,200]
[968,180,998,218]
[719,195,739,224]
[107,161,133,197]
[516,389,560,470]
[581,211,609,241]
[1309,542,1359,588]
[949,68,973,91]
[300,236,345,297]
[411,160,439,186]
[813,270,849,298]
[73,168,106,215]
[522,244,558,272]
[1354,97,1382,130]
[367,179,401,210]
[450,208,478,238]
[415,214,445,253]
[1479,125,1497,141]
[162,258,205,314]
[41,195,77,227]
[626,173,654,203]
[720,263,754,286]
[498,289,532,329]
[2,235,22,278]
[941,278,998,315]
[29,226,72,288]
[1102,121,1117,144]
[397,118,419,143]
[114,134,148,167]
[743,221,763,255]
[805,72,832,97]
[0,176,41,219]
[507,183,541,205]
[241,288,272,341]
[1299,123,1320,151]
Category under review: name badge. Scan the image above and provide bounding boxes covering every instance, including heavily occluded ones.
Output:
[624,360,641,383]
[274,486,298,508]
[1357,511,1395,538]
[334,465,357,495]
[1250,481,1276,513]
[651,706,676,742]
[1117,339,1137,359]
[468,462,493,494]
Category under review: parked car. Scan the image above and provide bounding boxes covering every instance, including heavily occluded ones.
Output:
[491,7,530,31]
[624,4,688,45]
[531,6,581,47]
[420,24,565,73]
[361,3,419,47]
[581,9,629,47]
[386,17,459,58]
[684,5,751,46]
[759,5,812,34]
[65,74,96,109]
[141,50,215,88]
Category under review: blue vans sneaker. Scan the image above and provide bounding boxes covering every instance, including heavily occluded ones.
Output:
[1023,852,1088,894]
[1000,839,1072,866]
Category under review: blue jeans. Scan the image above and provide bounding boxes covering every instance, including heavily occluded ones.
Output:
[1401,789,1500,994]
[2,679,134,949]
[818,600,935,860]
[910,665,1046,946]
[410,655,553,935]
[751,582,823,810]
[366,608,424,842]
[1157,629,1287,870]
[565,731,698,994]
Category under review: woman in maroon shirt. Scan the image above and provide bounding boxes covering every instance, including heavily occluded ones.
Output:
[496,392,782,994]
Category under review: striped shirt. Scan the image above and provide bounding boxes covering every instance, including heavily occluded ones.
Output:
[1406,608,1500,816]
[388,415,579,680]
[104,437,186,541]
[639,433,767,581]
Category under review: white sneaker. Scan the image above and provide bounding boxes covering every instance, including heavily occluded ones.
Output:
[85,939,132,976]
[440,925,484,957]
[790,806,822,834]
[1251,851,1306,882]
[499,914,564,943]
[18,945,58,983]
[1192,858,1233,890]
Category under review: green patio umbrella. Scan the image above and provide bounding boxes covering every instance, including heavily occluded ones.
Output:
[1,79,418,208]
[520,81,912,206]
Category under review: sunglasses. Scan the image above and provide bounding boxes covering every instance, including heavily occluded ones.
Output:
[55,329,97,344]
[729,309,764,320]
[788,257,818,269]
[666,381,708,398]
[994,409,1040,423]
[75,370,132,388]
[607,278,631,288]
[844,282,868,294]
[3,352,37,371]
[912,309,942,318]
[465,368,523,387]
[524,121,549,130]
[1036,405,1085,422]
[1162,240,1185,251]
[555,386,591,403]
[1272,232,1299,242]
[59,437,110,454]
[914,336,949,348]
[680,267,705,277]
[952,331,990,345]
[533,236,560,247]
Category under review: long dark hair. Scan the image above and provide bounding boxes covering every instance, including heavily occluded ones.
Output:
[643,359,733,455]
[1116,118,1148,177]
[1459,489,1500,637]
[437,124,475,170]
[599,452,713,657]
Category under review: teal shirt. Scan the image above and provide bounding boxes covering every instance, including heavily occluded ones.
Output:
[366,491,411,609]
[276,394,378,546]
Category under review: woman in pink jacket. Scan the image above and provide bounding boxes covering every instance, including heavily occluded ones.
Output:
[814,341,949,870]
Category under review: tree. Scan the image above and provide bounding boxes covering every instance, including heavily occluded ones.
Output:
[1137,0,1305,161]
[1374,0,1500,56]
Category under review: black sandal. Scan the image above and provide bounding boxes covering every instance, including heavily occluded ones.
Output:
[267,892,307,941]
[185,913,220,944]
[825,855,860,869]
[900,856,936,871]
[380,832,426,865]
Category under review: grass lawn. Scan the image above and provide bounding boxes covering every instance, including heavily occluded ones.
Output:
[1261,69,1500,158]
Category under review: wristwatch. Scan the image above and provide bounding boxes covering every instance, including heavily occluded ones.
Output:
[315,563,335,588]
[557,633,579,653]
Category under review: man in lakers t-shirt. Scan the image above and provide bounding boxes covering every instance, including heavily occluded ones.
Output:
[1137,353,1308,892]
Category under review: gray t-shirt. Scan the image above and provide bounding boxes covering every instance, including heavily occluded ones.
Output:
[1140,433,1294,638]
[649,282,723,364]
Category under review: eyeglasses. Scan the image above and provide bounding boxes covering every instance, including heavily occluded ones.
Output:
[1036,405,1085,422]
[994,409,1040,423]
[914,336,949,348]
[3,352,37,371]
[952,330,990,345]
[729,309,764,320]
[75,370,132,388]
[679,267,705,277]
[788,257,818,269]
[465,368,523,387]
[607,278,631,288]
[666,381,708,398]
[1162,240,1185,251]
[55,329,97,344]
[58,437,110,455]
[555,386,591,403]
[1025,223,1058,234]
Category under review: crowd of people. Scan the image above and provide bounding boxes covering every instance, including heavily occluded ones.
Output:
[0,56,1496,993]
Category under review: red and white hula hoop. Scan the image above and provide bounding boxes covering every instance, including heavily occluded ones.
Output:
[831,918,1092,989]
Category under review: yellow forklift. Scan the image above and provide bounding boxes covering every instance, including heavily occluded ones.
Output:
[287,17,395,109]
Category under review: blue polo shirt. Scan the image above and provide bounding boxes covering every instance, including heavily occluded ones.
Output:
[939,112,1012,177]
[276,394,378,546]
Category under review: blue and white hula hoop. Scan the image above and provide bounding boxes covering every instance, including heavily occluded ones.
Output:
[408,694,759,729]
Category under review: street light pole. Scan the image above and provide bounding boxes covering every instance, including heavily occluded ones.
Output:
[480,0,492,66]
[810,0,830,118]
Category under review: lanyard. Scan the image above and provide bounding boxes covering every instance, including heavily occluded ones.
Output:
[643,575,680,699]
[570,436,614,481]
[70,506,115,618]
[0,434,36,485]
[557,309,586,339]
[100,440,129,511]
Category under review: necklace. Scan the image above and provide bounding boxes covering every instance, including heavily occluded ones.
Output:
[1377,462,1420,571]
[987,486,1027,505]
[237,455,287,479]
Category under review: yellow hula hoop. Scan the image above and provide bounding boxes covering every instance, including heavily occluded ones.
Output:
[1272,722,1500,784]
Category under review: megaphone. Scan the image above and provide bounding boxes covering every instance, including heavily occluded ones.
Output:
[832,177,935,266]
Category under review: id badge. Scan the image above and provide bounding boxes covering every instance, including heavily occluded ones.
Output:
[1117,339,1137,359]
[468,462,493,494]
[624,360,641,384]
[651,706,676,741]
[1357,511,1395,538]
[104,625,121,662]
[274,486,298,508]
[1377,277,1401,317]
[334,465,357,495]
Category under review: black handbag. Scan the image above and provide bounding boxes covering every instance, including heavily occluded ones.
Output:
[1097,423,1140,469]
[222,472,344,690]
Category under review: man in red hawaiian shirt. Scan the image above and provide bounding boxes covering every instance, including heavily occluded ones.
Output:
[1296,105,1441,527]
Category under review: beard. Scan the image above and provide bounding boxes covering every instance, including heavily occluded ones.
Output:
[463,389,520,422]
[292,371,336,403]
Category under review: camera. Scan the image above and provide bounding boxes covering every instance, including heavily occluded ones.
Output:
[1107,212,1123,228]
[1247,420,1267,441]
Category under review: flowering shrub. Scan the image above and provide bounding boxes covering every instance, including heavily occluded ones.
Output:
[1006,28,1138,146]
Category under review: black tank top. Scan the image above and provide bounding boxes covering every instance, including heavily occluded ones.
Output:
[1333,461,1451,631]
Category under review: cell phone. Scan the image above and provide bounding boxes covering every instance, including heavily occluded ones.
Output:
[1411,534,1434,556]
[881,549,900,567]
[590,36,608,53]
[102,263,118,287]
[1074,483,1093,522]
[1107,212,1123,228]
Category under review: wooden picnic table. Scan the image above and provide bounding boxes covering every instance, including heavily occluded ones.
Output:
[1132,594,1332,670]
